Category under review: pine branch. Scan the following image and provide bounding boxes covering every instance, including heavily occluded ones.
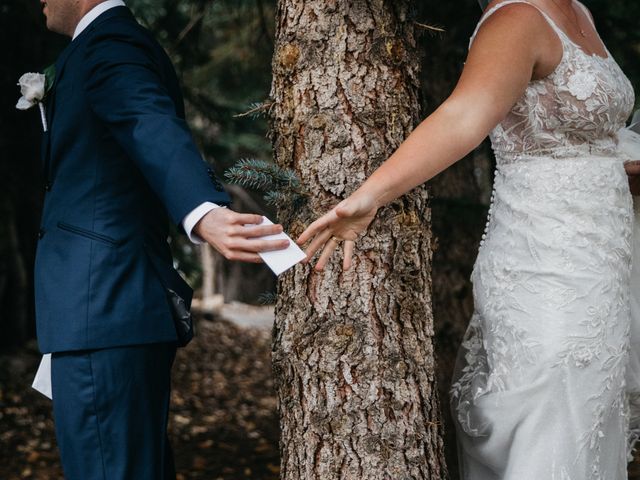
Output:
[234,101,274,119]
[225,158,279,190]
[258,292,277,305]
[225,159,309,218]
[225,159,305,195]
[263,190,288,206]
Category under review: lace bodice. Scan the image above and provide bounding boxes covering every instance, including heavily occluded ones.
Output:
[470,0,635,162]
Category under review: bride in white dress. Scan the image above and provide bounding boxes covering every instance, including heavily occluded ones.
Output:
[297,0,640,478]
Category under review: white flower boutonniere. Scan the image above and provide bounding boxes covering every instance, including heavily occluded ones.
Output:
[16,65,55,132]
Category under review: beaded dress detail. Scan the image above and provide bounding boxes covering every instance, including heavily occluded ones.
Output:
[450,2,638,479]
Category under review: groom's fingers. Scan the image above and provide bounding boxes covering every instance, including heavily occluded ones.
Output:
[223,251,263,263]
[230,238,290,253]
[235,223,284,238]
[230,213,265,225]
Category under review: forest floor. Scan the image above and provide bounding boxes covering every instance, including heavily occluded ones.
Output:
[0,307,280,480]
[3,306,640,480]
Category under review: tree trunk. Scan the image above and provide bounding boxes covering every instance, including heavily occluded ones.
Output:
[269,1,447,478]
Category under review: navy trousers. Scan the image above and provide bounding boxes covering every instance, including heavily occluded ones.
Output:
[51,342,177,480]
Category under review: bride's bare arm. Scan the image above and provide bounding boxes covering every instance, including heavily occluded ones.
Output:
[298,3,562,270]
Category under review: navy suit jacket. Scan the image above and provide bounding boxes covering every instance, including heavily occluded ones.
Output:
[35,6,230,353]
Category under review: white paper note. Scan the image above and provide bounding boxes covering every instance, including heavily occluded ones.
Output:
[32,353,53,400]
[253,217,306,275]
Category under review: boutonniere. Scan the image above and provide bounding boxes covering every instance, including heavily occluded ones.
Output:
[16,64,55,132]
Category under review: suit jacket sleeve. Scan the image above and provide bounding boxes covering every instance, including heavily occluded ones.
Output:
[82,26,231,227]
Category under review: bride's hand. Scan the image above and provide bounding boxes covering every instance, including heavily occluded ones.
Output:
[625,160,640,196]
[297,192,379,271]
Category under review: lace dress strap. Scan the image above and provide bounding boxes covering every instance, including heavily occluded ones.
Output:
[469,0,567,49]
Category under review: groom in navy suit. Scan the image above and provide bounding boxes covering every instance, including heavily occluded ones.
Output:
[37,0,289,478]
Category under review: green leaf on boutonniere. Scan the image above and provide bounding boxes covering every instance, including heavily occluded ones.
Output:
[44,64,56,94]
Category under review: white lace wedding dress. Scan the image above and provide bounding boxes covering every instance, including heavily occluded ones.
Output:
[450,2,640,478]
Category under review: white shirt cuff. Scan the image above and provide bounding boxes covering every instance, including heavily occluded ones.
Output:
[182,202,222,244]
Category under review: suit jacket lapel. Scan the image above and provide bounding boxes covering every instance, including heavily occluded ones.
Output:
[42,32,86,176]
[46,36,81,130]
[43,7,134,177]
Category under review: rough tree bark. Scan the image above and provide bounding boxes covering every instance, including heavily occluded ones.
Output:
[269,1,448,478]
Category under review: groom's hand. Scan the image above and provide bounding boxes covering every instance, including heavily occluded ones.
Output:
[194,209,290,263]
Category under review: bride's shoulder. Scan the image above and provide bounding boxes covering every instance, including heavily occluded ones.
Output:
[479,0,550,25]
[468,1,563,78]
[471,1,559,50]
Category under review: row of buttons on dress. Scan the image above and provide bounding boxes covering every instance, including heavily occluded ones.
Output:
[479,186,496,248]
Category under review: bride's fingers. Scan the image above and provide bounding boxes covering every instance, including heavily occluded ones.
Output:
[302,229,333,263]
[297,210,338,245]
[342,240,355,271]
[315,238,339,271]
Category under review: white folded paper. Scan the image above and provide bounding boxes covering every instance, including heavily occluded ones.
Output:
[253,217,307,275]
[32,353,53,400]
